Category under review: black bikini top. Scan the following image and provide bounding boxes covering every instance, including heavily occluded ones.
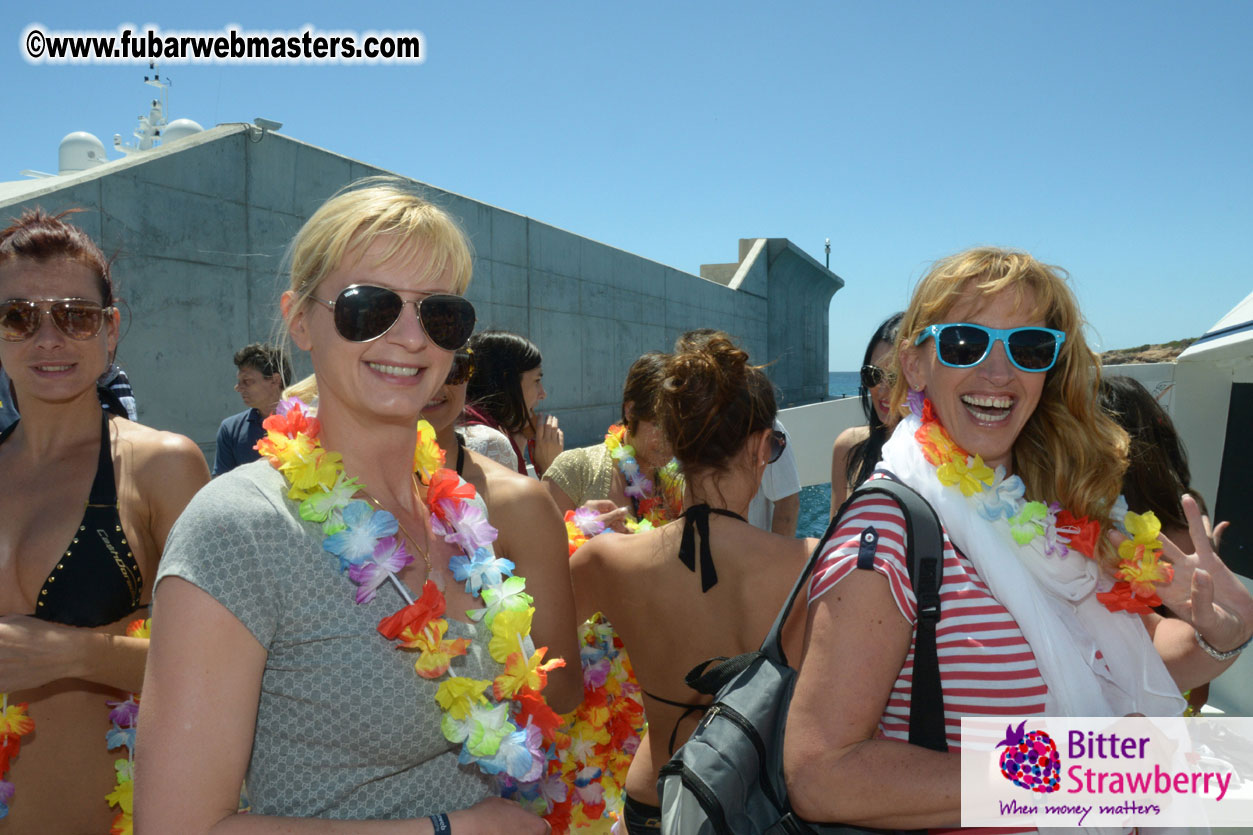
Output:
[676,503,746,594]
[1,413,144,627]
[642,503,749,754]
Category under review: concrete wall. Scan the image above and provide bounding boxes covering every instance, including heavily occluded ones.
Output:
[1,125,843,455]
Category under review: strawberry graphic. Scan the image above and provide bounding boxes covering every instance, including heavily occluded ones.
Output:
[997,721,1061,793]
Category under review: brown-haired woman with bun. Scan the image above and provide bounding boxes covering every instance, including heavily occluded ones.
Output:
[569,332,815,834]
[0,208,209,832]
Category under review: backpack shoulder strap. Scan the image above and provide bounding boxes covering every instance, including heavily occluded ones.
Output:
[850,473,947,752]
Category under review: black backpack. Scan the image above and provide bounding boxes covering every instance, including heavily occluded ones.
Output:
[656,477,948,835]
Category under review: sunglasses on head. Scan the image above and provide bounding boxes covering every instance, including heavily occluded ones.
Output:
[860,364,887,390]
[915,323,1066,373]
[0,298,110,342]
[444,348,474,385]
[312,284,475,350]
[767,428,787,464]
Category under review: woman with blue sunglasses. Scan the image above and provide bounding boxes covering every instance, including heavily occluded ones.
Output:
[784,246,1253,828]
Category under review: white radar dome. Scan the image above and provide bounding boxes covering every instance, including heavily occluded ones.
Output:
[58,131,109,175]
[161,118,204,144]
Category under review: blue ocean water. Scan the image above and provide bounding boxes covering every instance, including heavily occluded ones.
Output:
[797,482,833,539]
[828,370,861,400]
[791,371,861,538]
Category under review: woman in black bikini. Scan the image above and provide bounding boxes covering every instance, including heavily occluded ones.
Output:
[569,332,817,833]
[0,208,208,832]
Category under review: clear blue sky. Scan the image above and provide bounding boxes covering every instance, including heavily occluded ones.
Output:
[6,1,1251,371]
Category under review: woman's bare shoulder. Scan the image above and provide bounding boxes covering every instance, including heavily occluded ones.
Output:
[468,449,549,503]
[575,524,670,572]
[833,424,871,453]
[733,524,812,565]
[111,417,209,481]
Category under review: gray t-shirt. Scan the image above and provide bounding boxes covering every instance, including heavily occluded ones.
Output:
[156,459,496,819]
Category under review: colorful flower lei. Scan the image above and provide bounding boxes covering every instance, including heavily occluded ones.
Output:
[543,425,684,830]
[604,425,683,529]
[256,399,565,793]
[563,507,606,556]
[104,618,149,835]
[0,621,151,829]
[0,694,35,819]
[908,391,1171,614]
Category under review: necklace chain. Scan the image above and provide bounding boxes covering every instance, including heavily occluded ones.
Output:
[358,473,433,574]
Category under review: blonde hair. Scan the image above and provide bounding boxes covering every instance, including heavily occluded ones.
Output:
[280,177,474,402]
[889,246,1129,569]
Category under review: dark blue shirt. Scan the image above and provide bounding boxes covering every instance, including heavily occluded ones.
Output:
[213,408,266,476]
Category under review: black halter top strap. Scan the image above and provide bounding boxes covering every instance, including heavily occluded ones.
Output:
[454,432,466,475]
[677,504,746,594]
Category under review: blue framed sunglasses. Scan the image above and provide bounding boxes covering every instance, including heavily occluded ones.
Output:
[915,323,1066,372]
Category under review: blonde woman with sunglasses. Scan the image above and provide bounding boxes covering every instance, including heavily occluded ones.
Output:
[137,180,578,834]
[0,208,208,832]
[784,247,1253,829]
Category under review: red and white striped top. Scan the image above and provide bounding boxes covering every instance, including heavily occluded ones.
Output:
[810,491,1048,834]
[809,490,1050,741]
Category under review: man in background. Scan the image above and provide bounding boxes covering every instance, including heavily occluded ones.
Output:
[213,342,290,476]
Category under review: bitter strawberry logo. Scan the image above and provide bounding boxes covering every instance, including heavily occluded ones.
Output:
[997,721,1061,793]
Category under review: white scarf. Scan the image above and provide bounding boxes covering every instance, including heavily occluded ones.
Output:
[879,408,1185,718]
[880,409,1189,835]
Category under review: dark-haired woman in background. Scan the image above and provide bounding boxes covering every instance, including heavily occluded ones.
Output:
[829,312,902,517]
[1100,375,1228,552]
[570,333,814,833]
[0,208,208,832]
[1101,374,1231,714]
[463,330,563,476]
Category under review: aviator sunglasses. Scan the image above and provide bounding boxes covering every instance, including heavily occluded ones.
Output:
[915,323,1066,373]
[313,284,476,350]
[0,298,111,342]
[860,364,887,390]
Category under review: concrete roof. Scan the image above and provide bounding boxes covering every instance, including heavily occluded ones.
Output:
[0,124,252,210]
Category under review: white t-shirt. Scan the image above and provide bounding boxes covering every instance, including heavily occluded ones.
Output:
[747,418,800,531]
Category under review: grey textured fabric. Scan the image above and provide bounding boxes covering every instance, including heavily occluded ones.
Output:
[542,443,614,507]
[155,459,497,820]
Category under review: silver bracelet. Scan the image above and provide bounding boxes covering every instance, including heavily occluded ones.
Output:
[1195,629,1253,661]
